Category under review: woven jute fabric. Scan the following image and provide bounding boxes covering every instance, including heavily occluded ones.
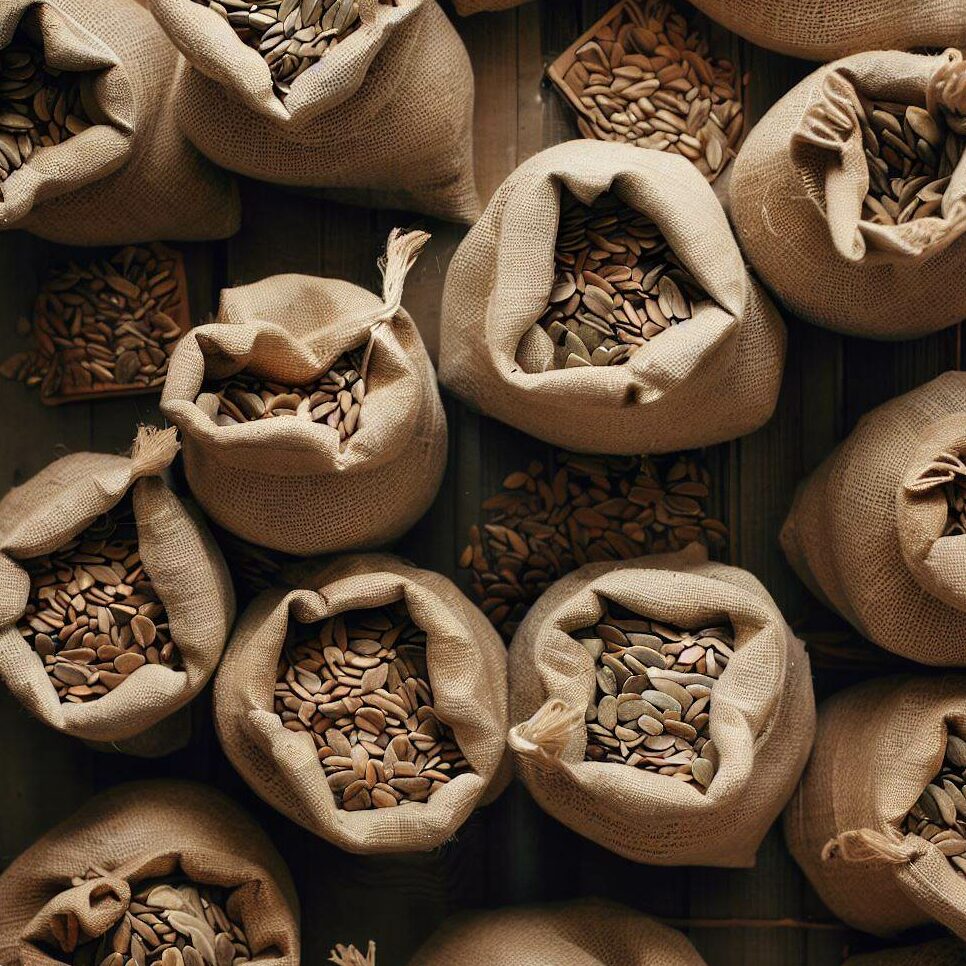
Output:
[213,553,510,854]
[845,940,966,965]
[407,899,707,965]
[161,235,446,557]
[690,0,966,62]
[732,50,966,340]
[781,371,966,665]
[0,0,239,245]
[439,140,785,454]
[150,0,479,223]
[785,675,966,939]
[0,427,235,748]
[454,0,530,13]
[507,544,815,866]
[0,780,299,966]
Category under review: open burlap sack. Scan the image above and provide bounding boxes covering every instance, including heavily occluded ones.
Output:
[150,0,478,223]
[844,940,966,966]
[507,544,815,866]
[161,230,446,557]
[781,371,966,666]
[439,139,785,454]
[0,0,239,245]
[0,426,235,750]
[407,900,707,965]
[0,780,299,966]
[785,674,966,939]
[213,553,509,854]
[732,49,966,339]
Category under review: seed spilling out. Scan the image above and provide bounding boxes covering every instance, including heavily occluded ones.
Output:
[273,599,469,811]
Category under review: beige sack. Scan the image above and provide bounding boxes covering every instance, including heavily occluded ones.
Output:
[785,674,966,939]
[781,371,966,665]
[407,899,707,965]
[844,940,966,965]
[0,427,235,748]
[507,544,815,866]
[439,140,785,454]
[0,780,299,966]
[161,231,447,557]
[732,49,966,339]
[213,553,510,854]
[150,0,478,223]
[0,0,239,245]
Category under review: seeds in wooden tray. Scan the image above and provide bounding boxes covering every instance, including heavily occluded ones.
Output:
[860,99,964,225]
[192,0,396,98]
[551,0,744,182]
[902,733,966,877]
[0,245,187,402]
[522,189,707,371]
[16,498,181,704]
[68,873,251,966]
[576,599,732,788]
[460,451,728,641]
[273,599,469,810]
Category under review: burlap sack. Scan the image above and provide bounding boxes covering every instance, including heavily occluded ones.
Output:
[690,0,966,61]
[0,427,235,749]
[161,230,446,557]
[785,674,966,939]
[439,140,785,454]
[453,0,530,13]
[407,900,708,965]
[781,371,966,666]
[0,0,239,245]
[0,780,299,966]
[213,553,510,854]
[731,49,966,340]
[844,940,966,965]
[150,0,478,223]
[507,544,815,866]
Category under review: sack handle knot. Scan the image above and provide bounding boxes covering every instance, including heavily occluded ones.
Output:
[329,941,377,966]
[821,827,919,866]
[129,424,180,481]
[510,698,583,758]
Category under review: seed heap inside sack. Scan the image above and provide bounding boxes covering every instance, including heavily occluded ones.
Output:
[274,600,470,811]
[575,599,732,788]
[68,873,251,966]
[525,189,707,370]
[902,733,966,876]
[552,0,743,181]
[0,26,94,192]
[193,0,395,98]
[860,98,964,225]
[461,451,727,640]
[17,499,181,704]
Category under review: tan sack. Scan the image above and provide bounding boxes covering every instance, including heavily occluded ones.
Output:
[844,939,966,965]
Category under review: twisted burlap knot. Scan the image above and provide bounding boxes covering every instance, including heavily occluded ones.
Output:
[821,827,922,866]
[128,424,180,481]
[508,699,583,759]
[329,941,377,966]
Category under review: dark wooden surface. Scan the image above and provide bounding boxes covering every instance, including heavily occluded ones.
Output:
[0,3,961,964]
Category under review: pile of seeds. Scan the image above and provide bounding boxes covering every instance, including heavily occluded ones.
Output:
[193,0,395,98]
[902,733,966,876]
[576,600,732,788]
[17,499,181,704]
[274,600,469,810]
[551,0,743,182]
[0,28,95,192]
[69,873,251,966]
[524,189,706,370]
[197,347,366,445]
[460,451,727,640]
[860,99,964,226]
[0,245,186,402]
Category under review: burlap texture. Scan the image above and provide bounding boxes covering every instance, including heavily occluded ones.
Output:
[844,940,966,965]
[690,0,966,61]
[213,553,510,854]
[0,0,239,245]
[453,0,530,13]
[785,675,966,939]
[407,899,707,965]
[507,544,815,866]
[0,428,235,747]
[150,0,479,223]
[161,243,447,556]
[439,140,786,454]
[0,780,299,966]
[732,50,966,340]
[781,371,966,665]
